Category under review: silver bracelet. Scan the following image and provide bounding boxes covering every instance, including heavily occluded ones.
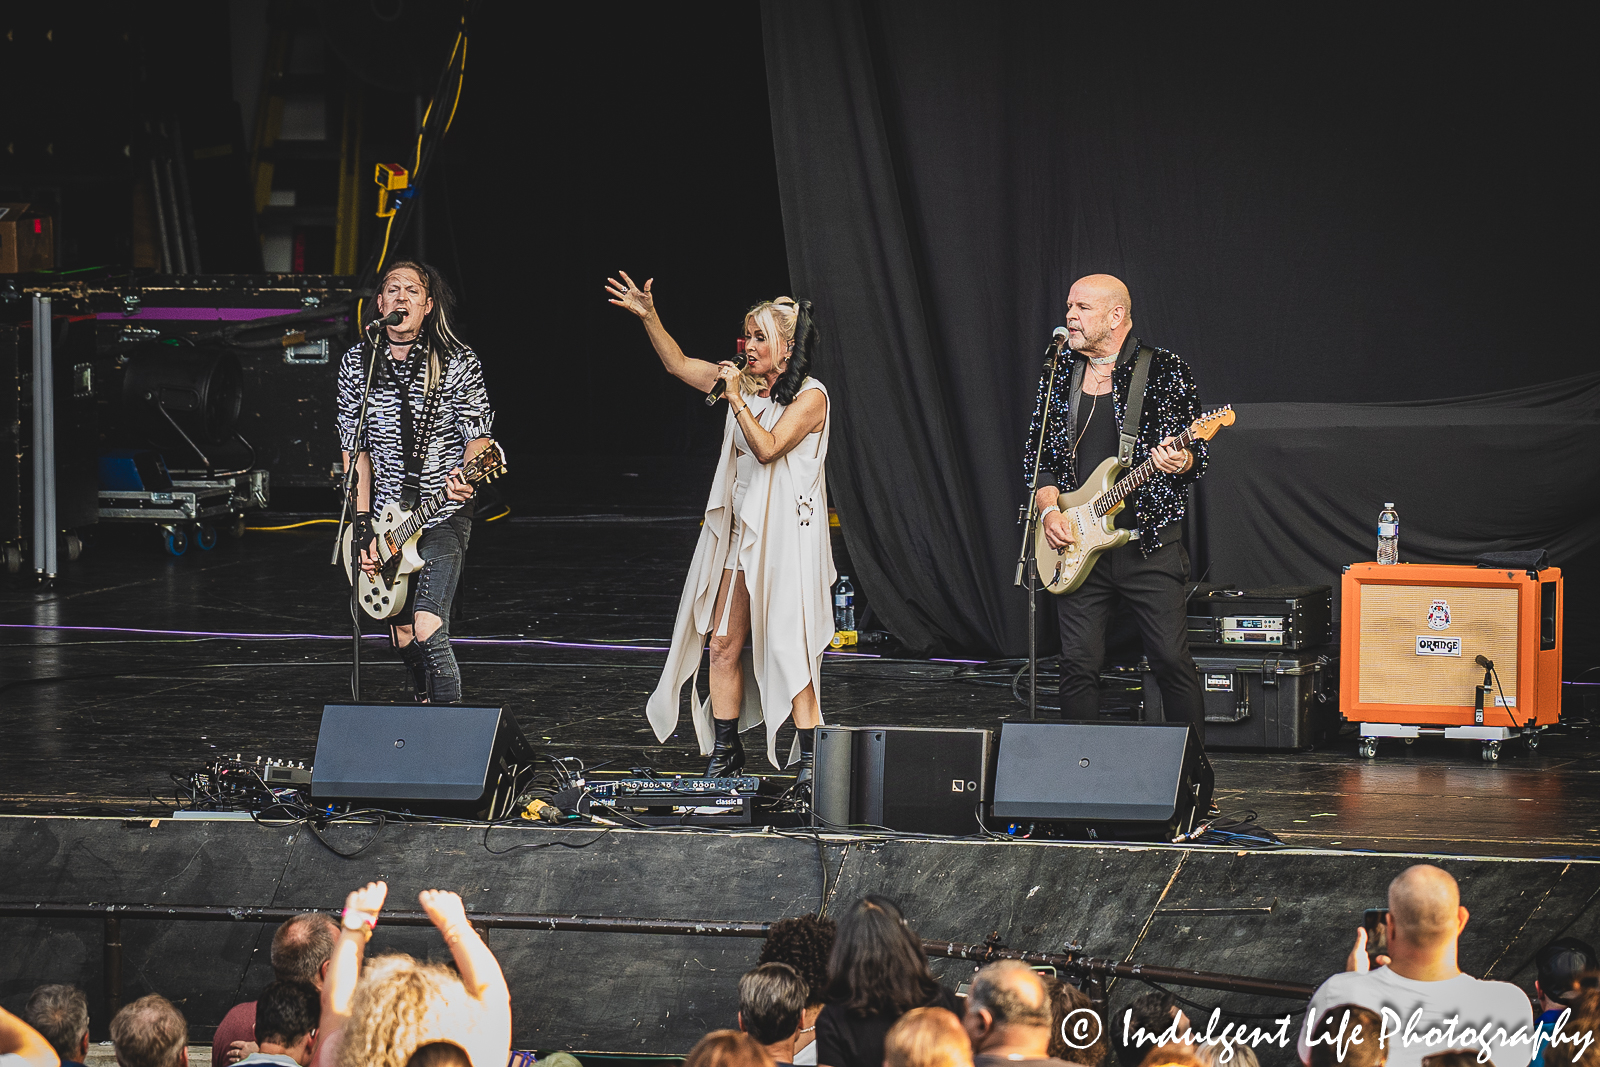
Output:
[1040,504,1061,518]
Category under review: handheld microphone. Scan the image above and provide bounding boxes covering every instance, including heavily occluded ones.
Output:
[366,309,405,331]
[705,337,749,406]
[1475,655,1495,671]
[1046,326,1069,356]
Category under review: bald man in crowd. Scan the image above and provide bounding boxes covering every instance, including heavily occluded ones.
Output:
[1024,274,1209,748]
[963,960,1076,1067]
[1297,865,1535,1067]
[214,912,339,1064]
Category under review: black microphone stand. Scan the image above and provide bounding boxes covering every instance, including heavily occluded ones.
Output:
[1015,338,1068,720]
[331,322,387,701]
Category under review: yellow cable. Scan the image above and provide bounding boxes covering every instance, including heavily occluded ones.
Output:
[245,518,341,531]
[484,506,510,523]
[443,37,468,134]
[358,20,465,321]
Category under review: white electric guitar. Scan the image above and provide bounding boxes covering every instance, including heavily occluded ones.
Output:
[342,441,507,619]
[1034,407,1234,595]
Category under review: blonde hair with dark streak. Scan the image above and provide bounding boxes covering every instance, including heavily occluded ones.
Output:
[379,260,466,394]
[742,297,816,405]
[337,954,483,1067]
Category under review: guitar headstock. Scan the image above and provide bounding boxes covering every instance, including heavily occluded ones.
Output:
[463,441,508,485]
[1188,405,1235,441]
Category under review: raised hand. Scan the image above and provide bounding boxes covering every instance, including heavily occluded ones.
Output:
[342,880,388,929]
[605,270,656,319]
[418,888,512,1066]
[418,888,470,935]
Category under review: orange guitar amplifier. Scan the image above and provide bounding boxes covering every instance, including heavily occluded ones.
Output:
[1340,563,1562,755]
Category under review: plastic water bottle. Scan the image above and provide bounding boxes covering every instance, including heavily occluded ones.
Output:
[1377,503,1399,565]
[833,575,856,631]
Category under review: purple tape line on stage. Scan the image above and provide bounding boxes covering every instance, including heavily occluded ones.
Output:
[0,623,997,661]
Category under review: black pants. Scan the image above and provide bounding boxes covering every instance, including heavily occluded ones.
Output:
[1055,538,1206,744]
[390,510,472,702]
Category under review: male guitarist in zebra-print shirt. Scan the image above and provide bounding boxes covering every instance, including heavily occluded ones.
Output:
[338,261,495,703]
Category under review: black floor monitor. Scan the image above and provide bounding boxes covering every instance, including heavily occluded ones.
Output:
[992,721,1212,841]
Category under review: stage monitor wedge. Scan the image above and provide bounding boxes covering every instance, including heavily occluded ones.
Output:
[814,726,994,835]
[311,704,534,820]
[992,721,1211,841]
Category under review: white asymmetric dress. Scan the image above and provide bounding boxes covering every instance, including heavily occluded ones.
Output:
[645,378,836,768]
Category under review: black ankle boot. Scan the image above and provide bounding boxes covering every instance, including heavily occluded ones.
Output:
[396,641,428,702]
[795,728,816,785]
[706,718,745,777]
[421,629,461,704]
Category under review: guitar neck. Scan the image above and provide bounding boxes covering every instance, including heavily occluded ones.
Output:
[393,488,454,544]
[1094,426,1198,516]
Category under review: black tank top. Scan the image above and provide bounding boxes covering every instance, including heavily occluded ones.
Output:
[1073,387,1135,529]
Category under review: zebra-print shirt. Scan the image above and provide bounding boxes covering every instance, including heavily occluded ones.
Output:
[336,340,495,528]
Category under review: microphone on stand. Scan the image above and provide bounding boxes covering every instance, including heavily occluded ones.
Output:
[366,310,405,332]
[1046,326,1070,357]
[705,337,749,406]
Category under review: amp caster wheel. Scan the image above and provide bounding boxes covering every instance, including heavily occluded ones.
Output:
[230,514,247,539]
[1526,734,1540,752]
[1359,739,1378,759]
[62,532,83,561]
[1482,741,1501,762]
[163,527,189,556]
[195,523,218,551]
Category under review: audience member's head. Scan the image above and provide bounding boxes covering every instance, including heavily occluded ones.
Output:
[685,1029,776,1067]
[254,979,321,1065]
[24,983,90,1065]
[1535,938,1598,1010]
[739,963,808,1060]
[885,1006,972,1067]
[1135,1048,1206,1067]
[1386,865,1467,957]
[962,960,1053,1059]
[1193,1043,1259,1067]
[272,912,340,988]
[405,1043,472,1067]
[1306,1005,1386,1067]
[826,896,942,1019]
[1544,989,1600,1067]
[338,954,487,1067]
[1115,992,1188,1067]
[109,994,188,1067]
[1419,1054,1477,1067]
[760,915,837,1010]
[1042,976,1108,1067]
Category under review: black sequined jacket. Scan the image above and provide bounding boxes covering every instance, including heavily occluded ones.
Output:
[1021,333,1207,557]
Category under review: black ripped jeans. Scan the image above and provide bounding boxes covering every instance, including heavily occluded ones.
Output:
[1054,538,1206,744]
[391,510,472,703]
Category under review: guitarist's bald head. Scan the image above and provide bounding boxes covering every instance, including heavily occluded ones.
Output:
[1064,275,1133,358]
[1072,275,1132,320]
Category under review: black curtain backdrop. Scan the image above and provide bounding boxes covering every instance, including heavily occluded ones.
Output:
[760,2,1595,662]
[1199,374,1600,673]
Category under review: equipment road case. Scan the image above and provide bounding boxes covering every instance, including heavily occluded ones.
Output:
[1141,647,1338,751]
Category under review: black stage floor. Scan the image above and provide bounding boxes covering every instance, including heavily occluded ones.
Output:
[4,510,1599,859]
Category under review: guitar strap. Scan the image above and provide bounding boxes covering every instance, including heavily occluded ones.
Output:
[380,347,444,511]
[1118,344,1155,467]
[1064,358,1087,486]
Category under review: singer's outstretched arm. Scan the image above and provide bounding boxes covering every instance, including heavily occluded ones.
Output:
[605,271,721,393]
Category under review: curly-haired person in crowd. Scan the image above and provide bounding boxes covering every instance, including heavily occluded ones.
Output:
[760,915,838,1064]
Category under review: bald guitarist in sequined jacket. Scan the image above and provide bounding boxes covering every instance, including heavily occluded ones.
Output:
[1023,275,1209,742]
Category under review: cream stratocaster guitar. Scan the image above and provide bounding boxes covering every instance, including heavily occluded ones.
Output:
[1034,406,1234,595]
[342,441,507,619]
